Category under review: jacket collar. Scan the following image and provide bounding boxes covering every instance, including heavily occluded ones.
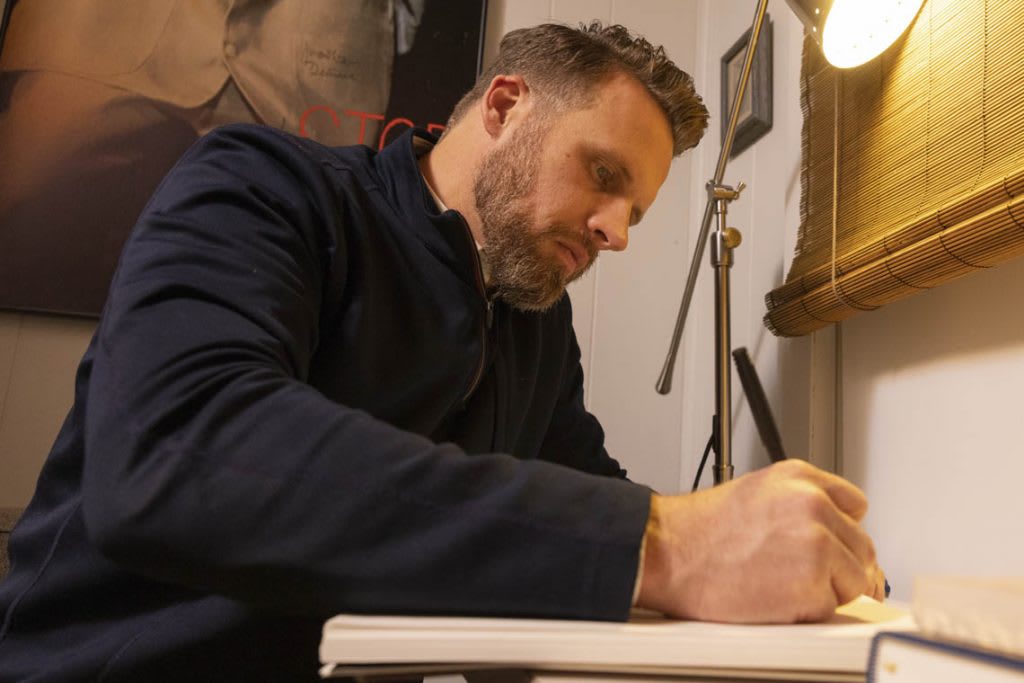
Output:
[374,128,480,287]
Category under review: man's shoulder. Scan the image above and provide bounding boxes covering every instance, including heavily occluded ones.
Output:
[171,124,391,207]
[196,123,378,169]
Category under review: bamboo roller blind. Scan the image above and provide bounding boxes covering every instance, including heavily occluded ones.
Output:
[764,0,1024,337]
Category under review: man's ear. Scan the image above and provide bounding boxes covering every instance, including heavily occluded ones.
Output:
[478,75,530,139]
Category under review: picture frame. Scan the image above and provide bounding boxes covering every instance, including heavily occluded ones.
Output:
[720,16,773,159]
[0,0,487,316]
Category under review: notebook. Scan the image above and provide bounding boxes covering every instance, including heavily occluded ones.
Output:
[320,596,913,680]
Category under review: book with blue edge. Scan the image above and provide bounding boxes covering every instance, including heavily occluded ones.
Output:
[868,631,1024,682]
[912,576,1024,658]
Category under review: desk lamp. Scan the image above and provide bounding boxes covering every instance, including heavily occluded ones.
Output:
[656,0,925,486]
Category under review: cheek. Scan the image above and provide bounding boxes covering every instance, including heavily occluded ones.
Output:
[532,187,592,230]
[527,155,596,230]
[529,206,566,235]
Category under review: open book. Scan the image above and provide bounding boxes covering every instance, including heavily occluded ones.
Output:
[320,596,914,680]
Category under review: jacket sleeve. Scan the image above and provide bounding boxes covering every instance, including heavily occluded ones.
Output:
[81,125,651,621]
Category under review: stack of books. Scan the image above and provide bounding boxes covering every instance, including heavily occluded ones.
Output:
[869,577,1024,681]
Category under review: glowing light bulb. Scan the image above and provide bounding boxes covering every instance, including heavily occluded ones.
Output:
[822,0,925,68]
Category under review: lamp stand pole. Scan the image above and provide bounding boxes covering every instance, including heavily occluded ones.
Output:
[709,182,744,483]
[657,0,771,487]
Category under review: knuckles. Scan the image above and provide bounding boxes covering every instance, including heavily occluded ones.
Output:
[790,485,834,520]
[771,458,816,479]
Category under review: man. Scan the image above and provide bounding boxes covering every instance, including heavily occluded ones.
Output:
[0,22,884,682]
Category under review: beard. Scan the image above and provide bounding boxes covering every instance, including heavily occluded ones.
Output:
[472,117,598,312]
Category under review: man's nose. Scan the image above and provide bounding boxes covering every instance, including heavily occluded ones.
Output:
[587,197,631,252]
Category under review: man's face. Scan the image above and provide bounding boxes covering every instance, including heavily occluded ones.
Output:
[472,72,674,312]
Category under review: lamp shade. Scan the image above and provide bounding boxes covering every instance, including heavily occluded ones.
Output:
[784,0,926,68]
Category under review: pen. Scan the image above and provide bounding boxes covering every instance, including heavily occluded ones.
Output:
[733,348,892,602]
[732,348,786,462]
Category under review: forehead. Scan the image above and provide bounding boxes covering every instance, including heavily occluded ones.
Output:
[544,73,674,199]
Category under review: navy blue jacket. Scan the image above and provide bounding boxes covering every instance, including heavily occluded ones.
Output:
[0,126,651,682]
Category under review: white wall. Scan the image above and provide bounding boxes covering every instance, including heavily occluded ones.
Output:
[840,256,1024,600]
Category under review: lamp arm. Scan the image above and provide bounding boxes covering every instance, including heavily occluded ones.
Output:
[656,0,772,395]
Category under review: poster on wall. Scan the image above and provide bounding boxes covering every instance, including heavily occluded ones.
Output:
[0,0,487,317]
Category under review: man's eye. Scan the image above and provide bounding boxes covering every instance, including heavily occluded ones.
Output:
[595,165,613,186]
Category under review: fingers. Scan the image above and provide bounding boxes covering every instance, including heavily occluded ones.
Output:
[818,491,877,573]
[865,564,888,601]
[777,463,878,605]
[827,523,874,606]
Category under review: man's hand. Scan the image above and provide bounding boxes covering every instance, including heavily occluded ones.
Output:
[635,459,886,623]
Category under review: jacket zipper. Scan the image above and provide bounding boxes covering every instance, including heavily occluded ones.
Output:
[461,226,493,402]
